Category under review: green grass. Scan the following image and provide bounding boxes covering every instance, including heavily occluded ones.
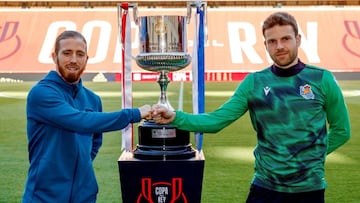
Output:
[0,80,359,203]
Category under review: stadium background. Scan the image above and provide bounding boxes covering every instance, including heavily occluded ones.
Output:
[1,0,360,82]
[1,1,359,203]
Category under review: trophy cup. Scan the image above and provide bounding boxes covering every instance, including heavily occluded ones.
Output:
[133,15,196,160]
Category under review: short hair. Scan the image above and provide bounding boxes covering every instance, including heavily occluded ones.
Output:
[262,12,299,37]
[54,30,87,55]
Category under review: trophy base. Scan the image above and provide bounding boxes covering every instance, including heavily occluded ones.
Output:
[133,120,196,160]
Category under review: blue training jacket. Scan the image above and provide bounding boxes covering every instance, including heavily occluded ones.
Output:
[22,71,141,203]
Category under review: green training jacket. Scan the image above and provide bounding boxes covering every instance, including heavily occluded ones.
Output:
[172,60,351,193]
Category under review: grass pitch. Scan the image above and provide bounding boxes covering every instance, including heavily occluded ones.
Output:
[0,81,359,203]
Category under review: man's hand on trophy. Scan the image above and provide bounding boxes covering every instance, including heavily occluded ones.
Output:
[138,104,153,120]
[152,104,176,124]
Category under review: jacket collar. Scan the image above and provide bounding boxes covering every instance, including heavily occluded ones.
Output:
[270,59,306,77]
[43,70,83,98]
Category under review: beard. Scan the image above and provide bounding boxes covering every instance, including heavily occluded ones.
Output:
[57,61,84,83]
[271,49,298,67]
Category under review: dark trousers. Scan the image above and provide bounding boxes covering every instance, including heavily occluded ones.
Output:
[246,184,325,203]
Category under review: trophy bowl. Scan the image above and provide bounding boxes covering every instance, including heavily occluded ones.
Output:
[135,15,191,72]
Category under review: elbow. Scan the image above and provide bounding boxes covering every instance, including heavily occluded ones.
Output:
[344,123,351,141]
[339,127,351,145]
[345,129,351,142]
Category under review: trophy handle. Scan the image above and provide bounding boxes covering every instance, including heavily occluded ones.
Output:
[186,2,192,24]
[186,1,208,41]
[117,3,138,45]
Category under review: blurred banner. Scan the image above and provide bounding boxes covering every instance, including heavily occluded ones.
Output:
[1,7,360,75]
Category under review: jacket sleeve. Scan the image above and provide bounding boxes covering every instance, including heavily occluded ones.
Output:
[322,71,351,154]
[91,97,103,160]
[91,133,103,160]
[172,75,251,133]
[27,85,141,134]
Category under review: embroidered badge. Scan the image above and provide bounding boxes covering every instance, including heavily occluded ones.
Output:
[300,84,315,99]
[264,86,271,96]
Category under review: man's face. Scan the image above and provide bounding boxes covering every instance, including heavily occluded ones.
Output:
[264,25,301,68]
[52,37,88,83]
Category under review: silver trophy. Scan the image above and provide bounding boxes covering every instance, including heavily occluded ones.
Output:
[117,4,196,160]
[136,15,191,111]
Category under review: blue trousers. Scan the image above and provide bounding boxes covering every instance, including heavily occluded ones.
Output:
[246,184,325,203]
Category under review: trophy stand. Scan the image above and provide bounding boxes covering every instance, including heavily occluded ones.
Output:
[117,3,206,203]
[133,70,196,160]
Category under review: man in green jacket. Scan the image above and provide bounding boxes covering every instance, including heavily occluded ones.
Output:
[152,12,351,203]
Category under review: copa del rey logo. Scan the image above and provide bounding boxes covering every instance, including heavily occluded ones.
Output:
[137,178,188,203]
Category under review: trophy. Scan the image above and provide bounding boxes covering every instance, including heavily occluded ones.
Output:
[118,4,206,202]
[133,14,196,160]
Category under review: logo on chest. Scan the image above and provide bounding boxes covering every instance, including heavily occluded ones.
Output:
[300,84,315,99]
[263,86,271,96]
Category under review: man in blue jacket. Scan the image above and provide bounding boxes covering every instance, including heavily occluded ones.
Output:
[22,30,152,202]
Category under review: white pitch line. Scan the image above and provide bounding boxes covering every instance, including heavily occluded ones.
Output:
[210,146,356,164]
[178,81,184,110]
[342,90,360,97]
[0,91,167,99]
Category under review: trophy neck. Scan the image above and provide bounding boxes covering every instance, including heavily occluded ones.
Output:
[157,71,174,111]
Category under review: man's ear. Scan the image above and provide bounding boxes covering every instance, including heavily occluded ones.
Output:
[263,40,269,52]
[296,34,301,47]
[51,52,57,63]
